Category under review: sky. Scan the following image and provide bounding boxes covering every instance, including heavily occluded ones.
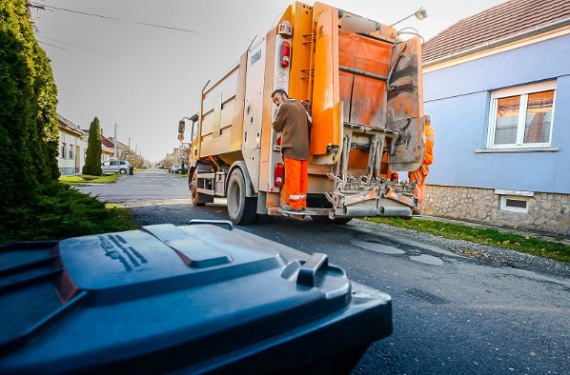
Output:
[31,0,508,162]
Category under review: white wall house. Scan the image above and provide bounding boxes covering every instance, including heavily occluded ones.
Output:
[57,115,88,175]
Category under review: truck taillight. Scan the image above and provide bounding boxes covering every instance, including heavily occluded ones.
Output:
[274,163,284,187]
[391,172,399,182]
[276,135,281,146]
[281,41,291,68]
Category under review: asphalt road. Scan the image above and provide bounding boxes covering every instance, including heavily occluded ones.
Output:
[75,169,570,375]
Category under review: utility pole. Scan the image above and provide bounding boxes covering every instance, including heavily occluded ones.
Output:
[114,123,119,159]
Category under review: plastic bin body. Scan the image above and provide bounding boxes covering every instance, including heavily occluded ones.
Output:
[0,223,392,374]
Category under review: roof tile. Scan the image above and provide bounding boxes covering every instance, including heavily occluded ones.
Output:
[423,0,570,64]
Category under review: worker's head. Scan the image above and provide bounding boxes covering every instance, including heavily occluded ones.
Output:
[424,113,432,125]
[271,89,288,107]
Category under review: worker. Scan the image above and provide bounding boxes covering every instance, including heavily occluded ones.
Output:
[409,114,435,214]
[271,89,311,212]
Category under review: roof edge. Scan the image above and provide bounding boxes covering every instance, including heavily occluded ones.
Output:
[423,17,570,68]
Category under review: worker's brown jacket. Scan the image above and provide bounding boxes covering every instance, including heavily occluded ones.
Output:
[272,99,311,160]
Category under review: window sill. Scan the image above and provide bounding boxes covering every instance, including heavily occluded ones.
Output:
[475,147,559,153]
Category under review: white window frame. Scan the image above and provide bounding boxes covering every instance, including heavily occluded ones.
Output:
[487,81,556,149]
[499,196,529,213]
[495,189,533,213]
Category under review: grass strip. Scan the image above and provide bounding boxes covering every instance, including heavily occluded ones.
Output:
[365,217,570,263]
[59,174,121,184]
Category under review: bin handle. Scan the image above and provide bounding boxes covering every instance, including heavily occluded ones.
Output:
[187,219,234,230]
[297,253,328,287]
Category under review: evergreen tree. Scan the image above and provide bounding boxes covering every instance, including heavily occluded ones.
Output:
[0,0,59,208]
[32,41,60,182]
[0,1,136,244]
[82,117,103,176]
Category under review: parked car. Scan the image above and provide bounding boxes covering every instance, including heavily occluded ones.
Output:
[101,160,130,174]
[169,165,182,174]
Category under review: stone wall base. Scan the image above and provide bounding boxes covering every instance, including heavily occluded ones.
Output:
[423,185,570,237]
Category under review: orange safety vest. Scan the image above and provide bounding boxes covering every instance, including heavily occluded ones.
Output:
[424,121,435,165]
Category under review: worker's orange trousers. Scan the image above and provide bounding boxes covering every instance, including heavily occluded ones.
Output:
[408,164,430,207]
[282,157,308,210]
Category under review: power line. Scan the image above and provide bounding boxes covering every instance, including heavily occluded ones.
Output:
[37,35,121,56]
[38,41,68,51]
[30,3,197,33]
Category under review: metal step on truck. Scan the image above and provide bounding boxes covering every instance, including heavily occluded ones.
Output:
[178,1,426,225]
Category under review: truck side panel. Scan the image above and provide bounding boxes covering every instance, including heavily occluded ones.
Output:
[259,28,279,197]
[200,63,245,160]
[231,54,248,152]
[242,41,266,192]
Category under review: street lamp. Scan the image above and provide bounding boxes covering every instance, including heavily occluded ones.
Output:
[390,7,428,27]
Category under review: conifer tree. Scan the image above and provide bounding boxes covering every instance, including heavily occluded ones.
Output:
[82,117,103,176]
[0,0,59,207]
[32,42,60,182]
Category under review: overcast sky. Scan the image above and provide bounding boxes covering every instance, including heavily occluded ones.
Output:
[32,0,507,162]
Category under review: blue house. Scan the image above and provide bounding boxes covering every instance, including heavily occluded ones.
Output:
[421,0,570,236]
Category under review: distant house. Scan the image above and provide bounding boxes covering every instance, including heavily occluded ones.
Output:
[100,133,116,162]
[110,137,130,160]
[57,115,87,175]
[421,0,570,236]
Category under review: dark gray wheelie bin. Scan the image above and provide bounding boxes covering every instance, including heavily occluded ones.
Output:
[0,221,392,374]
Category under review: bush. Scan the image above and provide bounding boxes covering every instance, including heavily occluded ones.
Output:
[0,184,138,244]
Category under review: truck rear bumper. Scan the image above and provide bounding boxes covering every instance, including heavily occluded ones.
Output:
[266,197,412,219]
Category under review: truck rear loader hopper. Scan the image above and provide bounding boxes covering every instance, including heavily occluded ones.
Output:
[181,2,425,225]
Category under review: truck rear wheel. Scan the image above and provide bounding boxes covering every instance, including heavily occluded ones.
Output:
[190,172,212,207]
[227,168,257,225]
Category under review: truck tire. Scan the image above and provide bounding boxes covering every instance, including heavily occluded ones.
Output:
[227,168,257,225]
[190,172,213,207]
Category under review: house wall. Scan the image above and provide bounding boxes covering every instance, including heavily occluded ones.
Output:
[422,33,570,236]
[424,185,570,237]
[101,150,114,162]
[58,130,86,175]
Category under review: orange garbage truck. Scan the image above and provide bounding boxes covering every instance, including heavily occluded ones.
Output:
[179,1,425,224]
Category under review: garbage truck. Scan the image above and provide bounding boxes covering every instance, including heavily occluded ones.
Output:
[179,1,425,224]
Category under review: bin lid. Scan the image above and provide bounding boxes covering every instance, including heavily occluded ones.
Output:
[0,223,355,373]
